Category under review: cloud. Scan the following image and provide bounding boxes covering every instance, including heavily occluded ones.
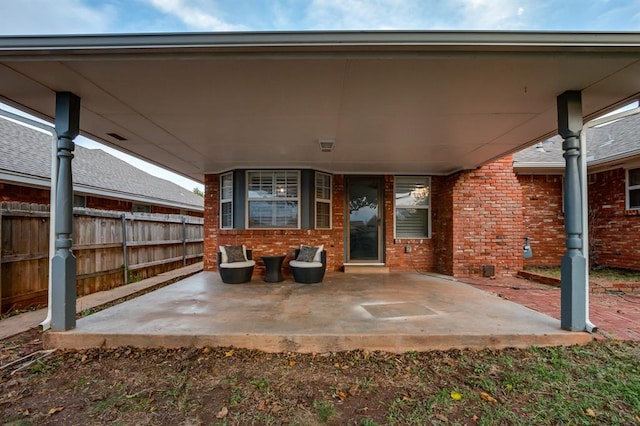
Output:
[0,0,114,35]
[144,0,247,31]
[303,0,537,31]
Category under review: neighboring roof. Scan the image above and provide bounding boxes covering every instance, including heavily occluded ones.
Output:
[0,116,204,211]
[514,110,640,173]
[1,31,639,177]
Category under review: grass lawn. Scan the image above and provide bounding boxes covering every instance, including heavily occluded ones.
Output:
[1,332,639,425]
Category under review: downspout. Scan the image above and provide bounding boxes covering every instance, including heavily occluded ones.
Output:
[579,130,596,333]
[0,108,56,331]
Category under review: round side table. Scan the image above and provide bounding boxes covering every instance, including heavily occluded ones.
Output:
[261,255,286,282]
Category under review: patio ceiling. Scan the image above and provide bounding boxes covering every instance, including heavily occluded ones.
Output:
[0,31,639,182]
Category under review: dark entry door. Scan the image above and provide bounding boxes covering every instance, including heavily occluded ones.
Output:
[347,176,383,262]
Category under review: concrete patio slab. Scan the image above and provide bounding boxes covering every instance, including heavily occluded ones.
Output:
[44,272,592,353]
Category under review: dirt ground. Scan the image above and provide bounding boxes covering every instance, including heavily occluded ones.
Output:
[2,328,639,425]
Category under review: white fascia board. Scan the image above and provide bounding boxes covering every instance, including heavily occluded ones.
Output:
[513,162,565,175]
[1,31,640,56]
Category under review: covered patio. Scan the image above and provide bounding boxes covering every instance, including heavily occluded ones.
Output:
[2,30,640,339]
[44,271,591,352]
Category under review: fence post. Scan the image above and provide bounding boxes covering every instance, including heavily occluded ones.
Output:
[121,213,129,284]
[182,215,187,266]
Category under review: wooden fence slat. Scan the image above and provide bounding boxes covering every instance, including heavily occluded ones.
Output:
[1,206,204,313]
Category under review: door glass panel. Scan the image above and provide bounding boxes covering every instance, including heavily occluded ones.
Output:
[349,177,380,261]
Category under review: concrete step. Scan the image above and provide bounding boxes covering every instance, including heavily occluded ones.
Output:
[344,264,389,274]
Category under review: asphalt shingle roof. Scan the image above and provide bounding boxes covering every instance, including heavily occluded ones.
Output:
[0,117,203,210]
[514,112,640,166]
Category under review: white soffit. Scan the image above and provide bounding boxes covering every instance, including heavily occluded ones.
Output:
[0,31,639,180]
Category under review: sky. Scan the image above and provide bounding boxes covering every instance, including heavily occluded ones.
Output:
[1,0,639,190]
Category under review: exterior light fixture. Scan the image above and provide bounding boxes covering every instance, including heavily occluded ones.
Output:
[319,139,335,152]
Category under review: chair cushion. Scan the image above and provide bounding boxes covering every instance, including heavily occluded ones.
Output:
[296,245,318,262]
[224,245,247,263]
[297,244,324,262]
[220,260,255,269]
[219,244,249,263]
[289,260,323,268]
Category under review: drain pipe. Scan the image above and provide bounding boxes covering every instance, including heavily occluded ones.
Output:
[579,129,596,333]
[0,107,57,330]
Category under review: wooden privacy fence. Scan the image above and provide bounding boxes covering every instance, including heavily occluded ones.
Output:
[1,202,204,314]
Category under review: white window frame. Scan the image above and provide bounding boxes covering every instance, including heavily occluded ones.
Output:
[626,166,640,210]
[220,172,233,229]
[246,170,300,229]
[315,172,332,229]
[394,176,431,239]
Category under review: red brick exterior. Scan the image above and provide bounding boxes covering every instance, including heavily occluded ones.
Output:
[518,174,565,266]
[587,168,640,270]
[449,156,524,276]
[517,166,640,272]
[0,183,50,204]
[381,175,436,272]
[0,184,202,217]
[204,161,524,278]
[204,173,345,275]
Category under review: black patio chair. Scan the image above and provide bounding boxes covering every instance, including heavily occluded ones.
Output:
[289,247,327,284]
[217,247,255,284]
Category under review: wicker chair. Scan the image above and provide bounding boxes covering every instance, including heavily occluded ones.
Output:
[217,248,255,284]
[289,248,327,284]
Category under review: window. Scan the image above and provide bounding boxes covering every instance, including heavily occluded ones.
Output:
[220,172,233,228]
[73,195,86,208]
[627,167,640,209]
[247,170,299,228]
[395,176,431,238]
[315,172,332,229]
[132,203,151,213]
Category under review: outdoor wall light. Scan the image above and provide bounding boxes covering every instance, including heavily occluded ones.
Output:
[318,139,335,152]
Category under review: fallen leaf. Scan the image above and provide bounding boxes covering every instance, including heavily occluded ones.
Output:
[348,384,360,396]
[480,391,498,403]
[472,414,479,421]
[289,360,296,367]
[450,391,462,401]
[225,349,234,357]
[585,408,596,417]
[48,406,64,415]
[216,406,228,419]
[336,390,347,401]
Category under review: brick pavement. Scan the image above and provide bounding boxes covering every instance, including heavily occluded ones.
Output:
[461,275,640,341]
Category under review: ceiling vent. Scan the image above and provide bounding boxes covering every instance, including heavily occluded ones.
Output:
[107,132,127,141]
[318,139,335,152]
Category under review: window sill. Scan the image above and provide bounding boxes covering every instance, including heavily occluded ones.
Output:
[624,209,640,216]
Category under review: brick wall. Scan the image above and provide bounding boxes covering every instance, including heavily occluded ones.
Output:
[517,174,565,266]
[204,167,526,278]
[0,183,50,204]
[204,173,345,276]
[432,175,456,275]
[450,156,524,277]
[588,168,640,270]
[383,175,436,272]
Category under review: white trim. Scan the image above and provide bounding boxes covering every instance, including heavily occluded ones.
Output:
[315,171,332,230]
[245,170,300,229]
[220,172,233,229]
[394,176,432,239]
[626,167,640,210]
